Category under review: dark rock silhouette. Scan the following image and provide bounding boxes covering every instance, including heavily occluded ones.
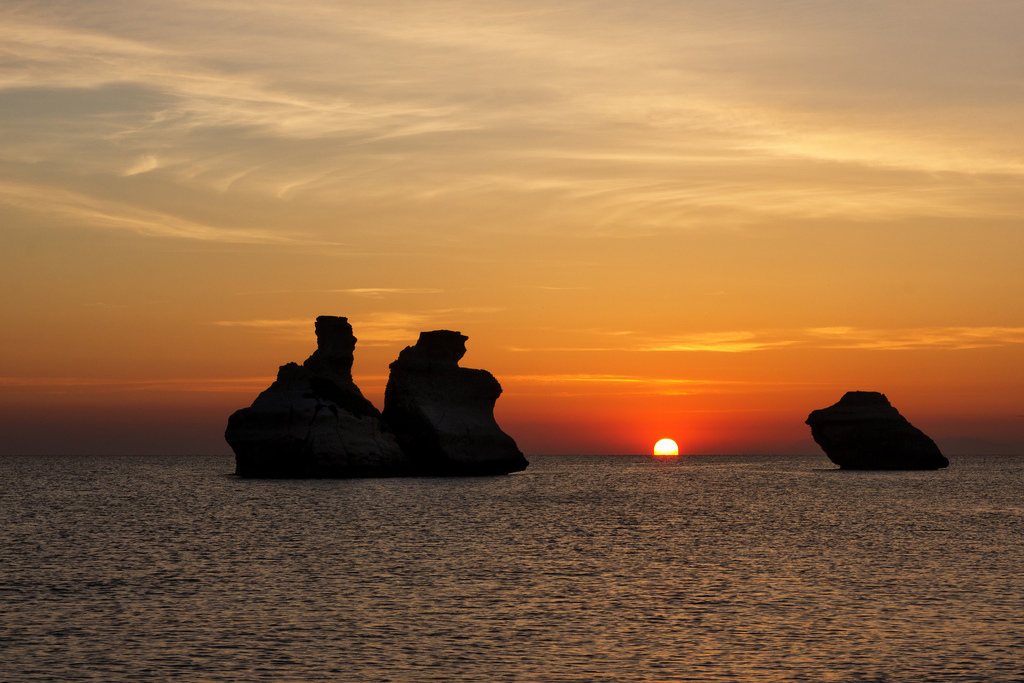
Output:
[225,318,528,478]
[383,330,529,476]
[806,391,948,470]
[225,316,408,478]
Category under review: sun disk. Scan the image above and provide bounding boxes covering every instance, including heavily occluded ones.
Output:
[653,438,679,456]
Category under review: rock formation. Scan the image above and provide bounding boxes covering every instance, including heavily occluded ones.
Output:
[225,319,528,478]
[383,330,529,476]
[225,316,408,478]
[805,391,949,470]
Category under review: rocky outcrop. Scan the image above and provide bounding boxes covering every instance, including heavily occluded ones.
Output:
[383,330,529,476]
[806,391,948,470]
[225,319,528,478]
[225,316,408,478]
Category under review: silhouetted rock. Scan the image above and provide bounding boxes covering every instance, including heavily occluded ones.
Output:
[383,330,529,475]
[806,391,948,470]
[225,316,408,478]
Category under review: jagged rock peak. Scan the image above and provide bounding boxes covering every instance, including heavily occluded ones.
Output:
[315,315,356,352]
[806,391,948,470]
[834,391,895,408]
[839,390,888,404]
[302,315,356,383]
[393,330,468,368]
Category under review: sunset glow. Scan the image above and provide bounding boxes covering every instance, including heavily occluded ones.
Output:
[2,2,1023,456]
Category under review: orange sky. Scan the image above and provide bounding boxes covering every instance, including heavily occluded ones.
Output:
[2,1,1023,455]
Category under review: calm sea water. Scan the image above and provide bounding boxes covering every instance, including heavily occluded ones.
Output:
[1,454,1022,682]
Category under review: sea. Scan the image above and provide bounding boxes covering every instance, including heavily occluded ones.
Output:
[1,453,1022,682]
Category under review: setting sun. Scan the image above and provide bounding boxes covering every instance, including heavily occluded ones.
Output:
[653,438,679,457]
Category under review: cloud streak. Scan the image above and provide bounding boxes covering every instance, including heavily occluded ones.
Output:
[330,288,443,297]
[640,331,795,353]
[803,326,1024,351]
[0,376,272,393]
[501,373,823,397]
[642,327,1024,353]
[0,181,316,243]
[506,326,1024,355]
[212,319,311,328]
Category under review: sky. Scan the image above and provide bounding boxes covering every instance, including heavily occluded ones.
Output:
[2,0,1023,456]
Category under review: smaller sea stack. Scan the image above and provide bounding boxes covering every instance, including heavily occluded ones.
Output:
[806,391,948,470]
[383,330,528,476]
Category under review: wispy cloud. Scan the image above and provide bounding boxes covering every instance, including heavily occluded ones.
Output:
[212,319,311,328]
[510,325,1024,355]
[501,373,704,396]
[230,288,441,297]
[500,373,821,396]
[0,181,314,243]
[505,374,678,385]
[0,17,455,141]
[3,1,1023,229]
[122,154,160,176]
[804,326,1024,350]
[0,376,272,393]
[349,312,437,344]
[506,346,623,353]
[640,331,795,353]
[210,318,315,344]
[329,288,443,297]
[642,326,1024,353]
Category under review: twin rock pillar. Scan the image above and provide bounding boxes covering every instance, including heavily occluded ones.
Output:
[225,316,528,478]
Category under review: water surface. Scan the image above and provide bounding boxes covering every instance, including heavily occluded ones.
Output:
[2,454,1022,681]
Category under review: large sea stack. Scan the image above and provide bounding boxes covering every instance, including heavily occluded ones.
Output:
[806,391,948,470]
[225,316,409,478]
[383,330,529,476]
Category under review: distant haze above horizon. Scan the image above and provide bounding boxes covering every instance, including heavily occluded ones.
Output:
[2,1,1023,456]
